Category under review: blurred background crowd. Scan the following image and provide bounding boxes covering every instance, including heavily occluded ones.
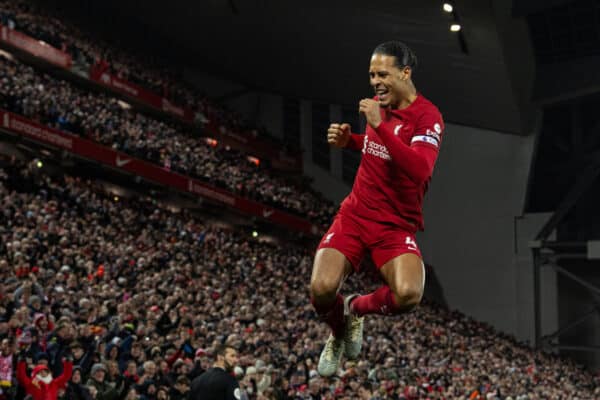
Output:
[0,55,335,226]
[1,0,599,399]
[1,159,599,399]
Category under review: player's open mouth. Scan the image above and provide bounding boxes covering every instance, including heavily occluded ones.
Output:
[376,89,389,101]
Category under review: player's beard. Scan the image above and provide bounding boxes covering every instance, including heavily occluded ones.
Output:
[223,360,234,373]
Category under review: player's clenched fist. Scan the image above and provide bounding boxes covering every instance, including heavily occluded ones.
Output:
[359,98,382,129]
[327,123,351,148]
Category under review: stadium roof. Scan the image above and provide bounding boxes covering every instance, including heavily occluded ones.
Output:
[50,0,595,135]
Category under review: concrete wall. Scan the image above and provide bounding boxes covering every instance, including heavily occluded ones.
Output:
[418,123,536,338]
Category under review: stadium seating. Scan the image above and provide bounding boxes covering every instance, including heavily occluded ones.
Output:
[0,158,598,400]
[1,1,599,398]
[0,0,284,149]
[0,54,335,227]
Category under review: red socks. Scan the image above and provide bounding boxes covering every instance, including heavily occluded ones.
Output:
[311,294,345,338]
[312,286,402,335]
[350,285,398,317]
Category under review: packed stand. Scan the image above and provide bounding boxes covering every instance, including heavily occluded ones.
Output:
[0,0,291,152]
[0,158,599,400]
[0,54,336,226]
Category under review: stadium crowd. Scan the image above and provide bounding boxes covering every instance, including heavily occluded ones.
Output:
[0,55,335,226]
[0,0,286,150]
[1,1,600,399]
[0,158,599,400]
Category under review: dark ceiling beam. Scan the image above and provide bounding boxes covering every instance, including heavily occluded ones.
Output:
[213,88,254,102]
[533,56,600,105]
[512,0,577,17]
[535,157,600,240]
[492,0,538,134]
[228,0,239,15]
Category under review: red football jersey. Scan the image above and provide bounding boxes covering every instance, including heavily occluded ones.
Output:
[339,94,444,232]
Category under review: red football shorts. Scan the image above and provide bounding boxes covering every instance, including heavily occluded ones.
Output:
[317,211,422,271]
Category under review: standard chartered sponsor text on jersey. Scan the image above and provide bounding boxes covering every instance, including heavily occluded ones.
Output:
[11,118,73,149]
[367,141,391,160]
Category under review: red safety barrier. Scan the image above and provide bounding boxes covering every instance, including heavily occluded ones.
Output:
[0,23,301,171]
[0,25,71,68]
[0,110,321,236]
[89,64,196,123]
[90,64,303,171]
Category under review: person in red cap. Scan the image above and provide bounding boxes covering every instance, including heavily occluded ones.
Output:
[16,356,72,400]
